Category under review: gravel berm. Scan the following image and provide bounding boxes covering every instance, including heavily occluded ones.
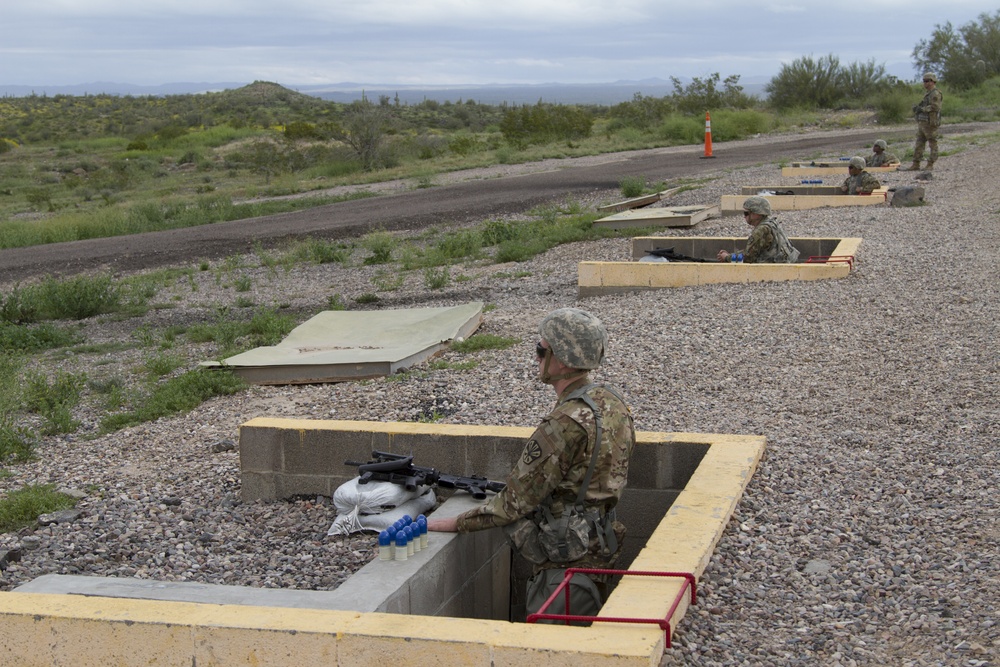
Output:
[0,126,997,666]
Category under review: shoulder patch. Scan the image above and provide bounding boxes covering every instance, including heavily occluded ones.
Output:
[521,440,543,465]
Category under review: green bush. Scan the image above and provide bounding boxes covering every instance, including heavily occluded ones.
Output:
[708,109,775,141]
[656,115,703,144]
[361,230,396,264]
[1,273,122,323]
[99,369,246,433]
[23,370,86,435]
[873,90,912,124]
[423,266,450,290]
[481,219,521,246]
[0,354,35,462]
[0,484,77,533]
[0,321,82,352]
[619,175,646,198]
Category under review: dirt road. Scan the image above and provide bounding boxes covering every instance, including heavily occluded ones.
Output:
[1,124,991,283]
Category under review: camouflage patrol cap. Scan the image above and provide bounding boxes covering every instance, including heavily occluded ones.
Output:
[849,156,866,169]
[539,307,607,370]
[874,140,887,150]
[922,72,937,82]
[742,196,771,216]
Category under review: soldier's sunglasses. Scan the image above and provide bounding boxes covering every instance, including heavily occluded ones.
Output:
[535,342,548,358]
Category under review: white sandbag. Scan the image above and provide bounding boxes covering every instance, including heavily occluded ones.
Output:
[332,477,423,515]
[327,478,437,536]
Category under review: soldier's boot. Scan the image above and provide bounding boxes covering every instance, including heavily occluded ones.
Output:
[925,161,935,171]
[903,161,921,171]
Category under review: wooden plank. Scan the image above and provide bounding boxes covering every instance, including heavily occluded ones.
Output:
[593,204,720,230]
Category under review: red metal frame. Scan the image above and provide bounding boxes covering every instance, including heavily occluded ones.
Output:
[805,255,855,269]
[525,568,697,649]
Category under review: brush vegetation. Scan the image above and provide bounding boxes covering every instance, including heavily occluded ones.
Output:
[1,15,999,467]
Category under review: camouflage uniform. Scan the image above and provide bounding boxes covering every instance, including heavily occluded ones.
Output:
[743,217,800,264]
[866,151,899,167]
[455,377,635,574]
[867,141,899,167]
[912,78,943,167]
[840,169,882,195]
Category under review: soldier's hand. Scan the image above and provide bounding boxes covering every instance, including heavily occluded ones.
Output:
[427,516,459,532]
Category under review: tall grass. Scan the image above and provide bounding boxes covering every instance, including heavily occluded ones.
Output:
[99,369,247,433]
[1,273,123,322]
[0,191,376,250]
[0,484,77,533]
[0,354,34,463]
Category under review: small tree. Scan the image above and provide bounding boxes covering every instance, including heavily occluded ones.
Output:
[340,97,393,171]
[766,55,845,109]
[670,73,755,115]
[912,11,1000,89]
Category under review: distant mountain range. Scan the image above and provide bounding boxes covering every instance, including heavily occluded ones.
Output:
[0,78,770,105]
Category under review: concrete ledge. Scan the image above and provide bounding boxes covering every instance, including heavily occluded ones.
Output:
[578,236,861,296]
[0,424,765,666]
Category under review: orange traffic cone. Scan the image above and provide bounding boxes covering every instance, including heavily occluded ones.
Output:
[701,111,715,159]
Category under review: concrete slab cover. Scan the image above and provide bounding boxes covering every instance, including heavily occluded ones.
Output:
[593,204,720,229]
[200,302,483,384]
[596,186,683,213]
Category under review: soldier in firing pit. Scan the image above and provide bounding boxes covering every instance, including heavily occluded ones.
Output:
[428,307,635,621]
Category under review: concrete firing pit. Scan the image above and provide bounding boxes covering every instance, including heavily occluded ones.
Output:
[781,164,900,177]
[578,235,861,297]
[720,187,888,214]
[1,419,765,666]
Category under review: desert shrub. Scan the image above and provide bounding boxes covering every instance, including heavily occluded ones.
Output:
[619,175,646,198]
[361,230,397,264]
[99,369,246,433]
[0,484,77,533]
[656,115,703,144]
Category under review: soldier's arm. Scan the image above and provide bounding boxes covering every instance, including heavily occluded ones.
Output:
[861,173,881,193]
[456,415,586,532]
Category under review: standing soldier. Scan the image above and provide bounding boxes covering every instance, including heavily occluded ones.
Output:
[427,307,635,622]
[906,72,943,171]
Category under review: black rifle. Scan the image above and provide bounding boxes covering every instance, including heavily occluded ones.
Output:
[345,450,506,500]
[645,246,712,262]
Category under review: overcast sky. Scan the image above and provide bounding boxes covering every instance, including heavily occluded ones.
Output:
[3,1,996,88]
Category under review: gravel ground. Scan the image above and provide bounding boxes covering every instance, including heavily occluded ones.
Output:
[1,128,998,666]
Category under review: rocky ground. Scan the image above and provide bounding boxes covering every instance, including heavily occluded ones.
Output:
[0,127,998,666]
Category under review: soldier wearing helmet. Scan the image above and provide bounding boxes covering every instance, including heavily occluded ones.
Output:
[840,156,882,195]
[428,307,635,621]
[866,140,900,167]
[717,196,800,264]
[905,72,943,171]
